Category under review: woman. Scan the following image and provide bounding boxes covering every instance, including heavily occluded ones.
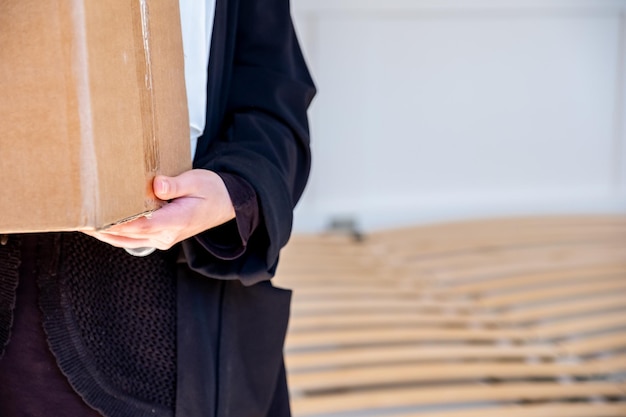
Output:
[0,0,315,415]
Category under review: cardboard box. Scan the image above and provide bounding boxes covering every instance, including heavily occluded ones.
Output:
[0,0,191,232]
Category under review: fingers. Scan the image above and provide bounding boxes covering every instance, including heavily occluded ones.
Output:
[84,224,180,251]
[98,206,187,248]
[90,196,205,250]
[82,230,159,250]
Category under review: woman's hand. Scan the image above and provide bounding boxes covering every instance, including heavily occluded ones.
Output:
[83,169,236,250]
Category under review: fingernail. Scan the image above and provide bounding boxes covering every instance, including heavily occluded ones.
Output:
[158,178,170,195]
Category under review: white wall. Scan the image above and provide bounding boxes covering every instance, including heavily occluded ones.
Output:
[291,0,626,233]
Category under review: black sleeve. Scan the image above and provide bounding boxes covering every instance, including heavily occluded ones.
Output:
[193,173,259,260]
[181,0,315,286]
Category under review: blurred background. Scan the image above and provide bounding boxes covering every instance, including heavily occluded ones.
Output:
[290,0,626,234]
[275,1,626,416]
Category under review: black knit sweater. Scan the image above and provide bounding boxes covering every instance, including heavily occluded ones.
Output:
[0,234,103,417]
[0,233,179,416]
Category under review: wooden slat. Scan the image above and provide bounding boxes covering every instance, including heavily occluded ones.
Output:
[558,332,626,356]
[390,403,626,417]
[504,292,626,323]
[371,222,626,247]
[286,344,556,371]
[475,278,626,310]
[289,355,626,393]
[529,310,626,339]
[368,215,626,244]
[288,312,500,332]
[286,327,521,351]
[377,233,626,265]
[407,247,626,284]
[291,381,625,416]
[291,286,424,299]
[440,264,626,295]
[291,298,474,316]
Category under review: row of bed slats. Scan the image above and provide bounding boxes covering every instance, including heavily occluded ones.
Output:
[273,216,626,417]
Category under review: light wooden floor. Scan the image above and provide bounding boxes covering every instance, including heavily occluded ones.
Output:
[273,215,626,417]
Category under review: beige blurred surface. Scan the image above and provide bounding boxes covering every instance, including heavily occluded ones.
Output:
[275,215,626,417]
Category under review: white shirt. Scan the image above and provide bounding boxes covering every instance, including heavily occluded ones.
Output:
[178,0,216,159]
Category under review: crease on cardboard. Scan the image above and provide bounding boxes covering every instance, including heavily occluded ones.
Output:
[138,0,160,177]
[73,0,99,227]
[99,209,155,231]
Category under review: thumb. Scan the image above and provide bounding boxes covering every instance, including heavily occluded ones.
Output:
[153,170,222,201]
[153,174,184,200]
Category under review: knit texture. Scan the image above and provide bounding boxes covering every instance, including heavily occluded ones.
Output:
[38,233,177,417]
[0,236,20,359]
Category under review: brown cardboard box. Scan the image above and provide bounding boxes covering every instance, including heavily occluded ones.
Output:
[0,0,191,232]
